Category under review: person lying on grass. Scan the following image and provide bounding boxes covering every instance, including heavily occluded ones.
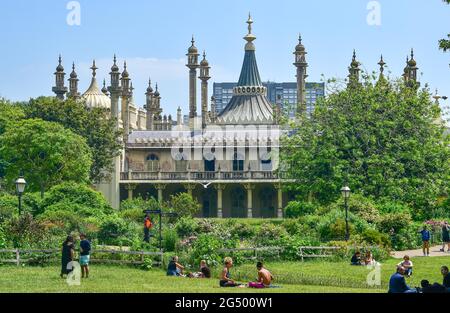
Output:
[167,256,185,277]
[188,260,211,278]
[350,251,362,265]
[248,261,274,288]
[219,257,244,287]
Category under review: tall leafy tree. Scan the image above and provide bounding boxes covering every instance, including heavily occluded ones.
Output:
[0,119,92,197]
[22,97,122,184]
[282,75,450,217]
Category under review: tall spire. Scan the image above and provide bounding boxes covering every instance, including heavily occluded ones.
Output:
[101,79,109,96]
[52,55,67,100]
[347,49,361,88]
[406,48,419,88]
[186,36,200,127]
[237,13,262,87]
[294,33,308,114]
[68,62,80,99]
[91,60,98,77]
[378,55,386,78]
[199,50,211,129]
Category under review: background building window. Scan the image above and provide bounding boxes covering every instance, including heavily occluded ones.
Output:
[146,154,159,171]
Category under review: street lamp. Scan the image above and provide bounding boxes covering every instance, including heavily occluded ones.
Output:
[15,176,27,215]
[341,186,351,241]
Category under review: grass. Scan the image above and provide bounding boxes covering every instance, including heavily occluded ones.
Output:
[0,256,448,293]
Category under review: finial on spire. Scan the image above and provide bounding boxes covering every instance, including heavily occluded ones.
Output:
[247,12,253,35]
[58,55,62,65]
[192,35,195,45]
[243,13,256,50]
[378,55,386,73]
[299,33,302,44]
[91,60,98,77]
[353,49,356,60]
[411,48,414,59]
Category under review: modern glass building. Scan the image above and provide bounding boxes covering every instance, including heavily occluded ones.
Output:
[213,81,325,116]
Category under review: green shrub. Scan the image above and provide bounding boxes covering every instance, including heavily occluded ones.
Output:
[175,217,199,238]
[0,194,18,222]
[39,182,112,217]
[97,215,136,246]
[0,223,7,249]
[189,234,222,267]
[361,228,390,247]
[162,227,179,252]
[328,194,380,223]
[167,193,200,217]
[254,223,288,246]
[377,211,412,233]
[281,218,319,238]
[229,221,256,239]
[284,201,317,218]
[317,209,368,241]
[120,196,160,223]
[4,213,47,248]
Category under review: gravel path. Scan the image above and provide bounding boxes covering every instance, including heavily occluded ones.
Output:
[392,245,450,258]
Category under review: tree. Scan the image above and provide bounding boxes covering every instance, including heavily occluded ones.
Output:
[22,97,122,184]
[0,119,92,197]
[282,75,450,218]
[0,99,25,179]
[167,193,201,217]
[439,0,450,51]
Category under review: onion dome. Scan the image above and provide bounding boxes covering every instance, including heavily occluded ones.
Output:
[146,78,154,93]
[56,55,64,72]
[403,56,410,73]
[81,60,111,109]
[121,61,129,78]
[188,36,198,54]
[200,51,209,66]
[70,62,77,78]
[295,34,305,52]
[111,54,119,72]
[350,50,359,68]
[154,83,160,97]
[101,79,109,95]
[407,49,417,67]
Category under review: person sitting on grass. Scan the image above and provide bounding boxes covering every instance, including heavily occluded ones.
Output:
[420,280,447,293]
[167,256,185,277]
[79,233,91,279]
[388,266,417,293]
[248,261,274,288]
[363,251,376,266]
[398,255,413,277]
[441,266,450,292]
[188,260,211,278]
[350,251,362,265]
[219,257,242,287]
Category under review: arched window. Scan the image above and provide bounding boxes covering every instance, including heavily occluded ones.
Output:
[260,152,272,171]
[232,153,244,172]
[204,152,215,172]
[174,152,188,172]
[146,154,159,171]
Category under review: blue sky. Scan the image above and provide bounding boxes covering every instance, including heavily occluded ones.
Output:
[0,0,449,116]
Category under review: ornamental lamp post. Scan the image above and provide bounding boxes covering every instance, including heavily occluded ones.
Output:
[15,176,27,215]
[341,186,351,241]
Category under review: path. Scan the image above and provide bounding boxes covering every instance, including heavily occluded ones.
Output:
[392,245,450,258]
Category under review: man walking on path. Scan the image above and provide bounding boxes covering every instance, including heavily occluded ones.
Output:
[419,226,431,256]
[440,222,450,253]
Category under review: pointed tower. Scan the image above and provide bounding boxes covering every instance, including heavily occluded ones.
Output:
[68,62,80,99]
[406,49,419,88]
[177,107,183,126]
[199,51,211,129]
[121,61,131,140]
[377,55,386,81]
[52,55,68,100]
[101,79,109,96]
[402,55,410,82]
[347,50,361,88]
[186,36,200,128]
[145,78,154,130]
[108,55,122,128]
[210,96,217,123]
[216,14,274,125]
[81,60,111,109]
[293,34,308,115]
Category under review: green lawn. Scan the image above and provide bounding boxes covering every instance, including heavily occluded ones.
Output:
[0,256,448,293]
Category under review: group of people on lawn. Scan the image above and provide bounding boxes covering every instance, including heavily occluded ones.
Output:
[167,256,274,288]
[388,263,450,293]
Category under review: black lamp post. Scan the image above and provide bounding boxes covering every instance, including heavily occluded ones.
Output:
[15,176,27,215]
[341,186,351,241]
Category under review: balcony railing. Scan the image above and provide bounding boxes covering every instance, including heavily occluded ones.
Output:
[120,171,289,181]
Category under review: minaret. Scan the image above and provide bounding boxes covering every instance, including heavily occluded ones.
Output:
[68,62,80,99]
[121,61,131,141]
[293,34,308,115]
[406,49,419,88]
[101,79,109,96]
[52,55,68,100]
[154,83,162,116]
[177,107,182,126]
[347,50,361,88]
[186,36,200,128]
[402,55,410,82]
[378,55,386,81]
[199,51,211,129]
[108,55,122,128]
[145,78,154,130]
[210,96,216,123]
